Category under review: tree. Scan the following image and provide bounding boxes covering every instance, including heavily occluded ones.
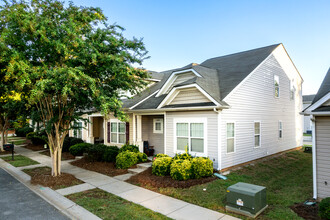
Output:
[0,0,149,176]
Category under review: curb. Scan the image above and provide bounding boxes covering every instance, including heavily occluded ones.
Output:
[0,158,101,220]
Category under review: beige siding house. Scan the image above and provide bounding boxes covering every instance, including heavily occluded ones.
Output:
[73,44,303,171]
[303,68,330,199]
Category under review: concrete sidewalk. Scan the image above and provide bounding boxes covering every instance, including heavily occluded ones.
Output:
[13,145,240,220]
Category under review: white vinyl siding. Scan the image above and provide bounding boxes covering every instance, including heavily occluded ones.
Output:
[254,122,260,148]
[220,53,303,169]
[110,121,126,144]
[315,116,330,199]
[170,88,210,105]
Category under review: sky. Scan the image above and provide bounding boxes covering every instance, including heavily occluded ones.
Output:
[71,0,330,95]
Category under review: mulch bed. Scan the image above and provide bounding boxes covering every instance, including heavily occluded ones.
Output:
[290,200,322,220]
[21,143,45,151]
[70,157,133,177]
[40,150,75,161]
[23,166,83,190]
[127,167,217,188]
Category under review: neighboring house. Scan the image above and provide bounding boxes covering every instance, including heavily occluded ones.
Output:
[303,94,315,133]
[71,43,303,171]
[303,68,330,199]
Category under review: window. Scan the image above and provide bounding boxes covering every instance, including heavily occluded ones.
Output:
[73,122,82,139]
[175,121,205,154]
[278,121,282,138]
[153,118,163,134]
[274,75,279,97]
[290,79,295,100]
[254,122,260,147]
[227,123,235,153]
[110,121,126,144]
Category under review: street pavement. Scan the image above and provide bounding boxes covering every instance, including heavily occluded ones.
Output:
[0,168,68,220]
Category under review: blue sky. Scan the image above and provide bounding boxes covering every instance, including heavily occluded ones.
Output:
[72,0,330,95]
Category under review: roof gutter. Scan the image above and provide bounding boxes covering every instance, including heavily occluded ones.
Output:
[125,105,229,113]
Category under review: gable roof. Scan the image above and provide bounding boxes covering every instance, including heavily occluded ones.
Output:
[303,94,316,103]
[311,68,330,105]
[123,44,281,110]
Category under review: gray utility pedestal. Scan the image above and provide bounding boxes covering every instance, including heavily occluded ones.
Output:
[226,182,268,218]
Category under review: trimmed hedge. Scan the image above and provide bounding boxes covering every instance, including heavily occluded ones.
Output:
[119,144,139,153]
[191,157,213,179]
[16,127,34,137]
[153,153,169,160]
[87,144,107,161]
[137,152,148,163]
[31,136,47,146]
[173,152,192,161]
[152,157,172,176]
[63,136,84,152]
[170,159,193,181]
[116,151,138,169]
[103,146,120,162]
[319,197,330,219]
[26,132,36,140]
[69,143,93,156]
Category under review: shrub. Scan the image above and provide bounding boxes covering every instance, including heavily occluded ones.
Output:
[136,152,148,163]
[119,144,139,153]
[31,135,47,146]
[26,132,36,140]
[170,159,193,181]
[153,153,169,160]
[319,197,330,219]
[16,127,34,137]
[103,146,120,162]
[173,152,192,161]
[87,144,107,162]
[116,151,138,169]
[69,143,93,156]
[191,157,213,179]
[152,157,172,176]
[63,136,84,152]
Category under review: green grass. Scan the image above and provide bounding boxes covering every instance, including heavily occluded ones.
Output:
[303,133,312,137]
[2,155,39,167]
[0,137,26,145]
[141,150,312,219]
[67,189,171,220]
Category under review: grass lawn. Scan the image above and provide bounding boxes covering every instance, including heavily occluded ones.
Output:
[2,155,39,167]
[303,133,312,137]
[138,150,312,219]
[67,188,171,220]
[0,137,26,145]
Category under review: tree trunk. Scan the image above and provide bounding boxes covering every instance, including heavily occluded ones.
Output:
[51,147,58,176]
[4,129,8,144]
[0,131,4,151]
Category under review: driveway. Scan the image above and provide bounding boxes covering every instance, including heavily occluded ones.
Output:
[0,168,68,220]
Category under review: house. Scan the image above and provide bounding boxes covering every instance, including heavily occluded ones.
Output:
[71,43,303,171]
[303,94,315,133]
[303,68,330,199]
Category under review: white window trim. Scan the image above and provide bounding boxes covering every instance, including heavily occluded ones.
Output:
[278,121,283,139]
[274,74,280,98]
[173,117,207,157]
[254,121,261,148]
[110,119,126,144]
[153,118,163,134]
[226,121,236,154]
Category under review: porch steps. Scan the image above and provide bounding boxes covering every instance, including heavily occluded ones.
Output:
[137,162,152,169]
[128,162,152,174]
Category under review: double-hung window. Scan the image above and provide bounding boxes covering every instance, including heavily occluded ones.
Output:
[274,75,280,97]
[175,119,205,155]
[74,122,82,139]
[254,122,260,147]
[110,121,126,144]
[227,123,235,153]
[278,121,283,139]
[153,118,163,134]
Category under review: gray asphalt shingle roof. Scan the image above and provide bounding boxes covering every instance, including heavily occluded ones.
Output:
[123,44,281,110]
[303,94,316,102]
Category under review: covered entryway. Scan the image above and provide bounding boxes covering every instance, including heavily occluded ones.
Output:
[88,116,104,144]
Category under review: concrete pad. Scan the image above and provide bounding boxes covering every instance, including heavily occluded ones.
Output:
[56,183,96,196]
[168,203,225,220]
[18,163,45,170]
[128,167,147,174]
[74,172,107,181]
[61,167,86,175]
[66,204,102,220]
[84,175,118,187]
[137,162,152,169]
[99,181,137,195]
[140,195,188,215]
[118,187,162,204]
[219,215,241,220]
[113,173,134,181]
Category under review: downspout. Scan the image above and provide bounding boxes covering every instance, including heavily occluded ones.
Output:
[311,115,317,199]
[213,108,222,171]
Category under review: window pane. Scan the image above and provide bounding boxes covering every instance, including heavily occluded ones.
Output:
[255,135,260,147]
[118,123,126,133]
[190,123,204,138]
[227,123,234,138]
[111,133,117,143]
[155,122,161,131]
[191,138,203,152]
[279,122,282,129]
[279,130,282,138]
[254,122,260,134]
[111,122,117,132]
[227,138,234,153]
[275,87,279,97]
[177,123,188,136]
[119,134,126,144]
[177,137,188,151]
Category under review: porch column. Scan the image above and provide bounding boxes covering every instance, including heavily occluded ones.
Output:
[132,113,136,145]
[88,117,94,144]
[136,115,143,152]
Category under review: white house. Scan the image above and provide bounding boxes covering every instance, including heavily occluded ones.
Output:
[303,68,330,199]
[303,94,315,133]
[72,43,303,171]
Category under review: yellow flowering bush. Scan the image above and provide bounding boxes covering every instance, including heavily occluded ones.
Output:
[152,156,172,176]
[191,157,213,179]
[170,159,193,181]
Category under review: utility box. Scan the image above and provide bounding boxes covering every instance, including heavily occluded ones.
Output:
[226,182,268,218]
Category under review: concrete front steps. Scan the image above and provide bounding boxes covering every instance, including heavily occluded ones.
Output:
[128,162,152,174]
